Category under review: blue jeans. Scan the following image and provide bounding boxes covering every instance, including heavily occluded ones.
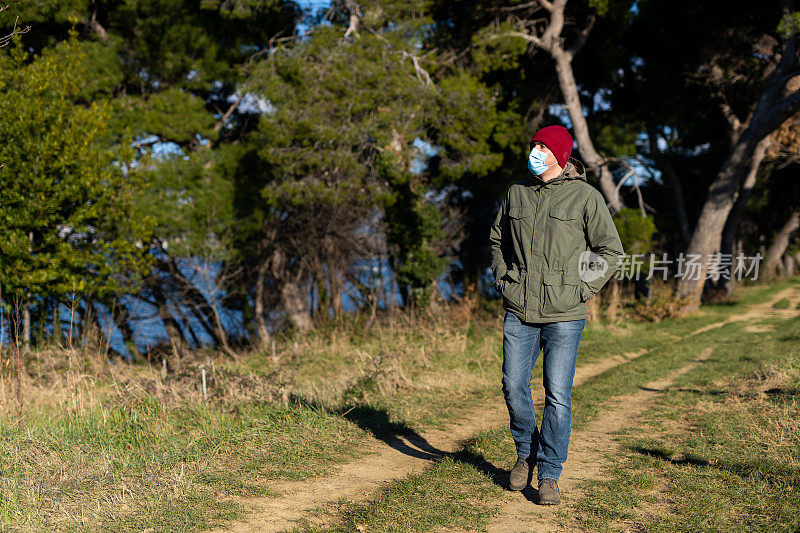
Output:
[501,310,585,481]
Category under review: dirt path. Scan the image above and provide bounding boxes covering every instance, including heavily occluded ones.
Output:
[215,285,800,533]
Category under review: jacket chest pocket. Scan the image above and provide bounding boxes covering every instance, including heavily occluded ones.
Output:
[508,206,535,245]
[508,207,535,224]
[545,206,583,263]
[548,206,582,227]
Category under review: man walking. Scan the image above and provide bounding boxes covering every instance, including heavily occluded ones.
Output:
[488,125,624,505]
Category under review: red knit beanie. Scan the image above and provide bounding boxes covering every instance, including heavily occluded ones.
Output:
[529,125,573,168]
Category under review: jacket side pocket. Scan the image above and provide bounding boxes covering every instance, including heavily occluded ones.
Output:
[541,269,580,314]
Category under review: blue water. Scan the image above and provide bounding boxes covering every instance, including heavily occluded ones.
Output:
[1,257,477,358]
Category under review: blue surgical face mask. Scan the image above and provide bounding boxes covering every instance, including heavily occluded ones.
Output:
[528,147,554,175]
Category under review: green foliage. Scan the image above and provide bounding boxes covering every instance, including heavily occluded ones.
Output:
[432,73,506,182]
[113,88,218,145]
[135,150,235,257]
[778,11,800,38]
[470,23,529,74]
[0,34,154,300]
[238,8,510,306]
[67,38,125,100]
[591,112,641,157]
[613,208,656,255]
[384,183,448,308]
[2,0,795,346]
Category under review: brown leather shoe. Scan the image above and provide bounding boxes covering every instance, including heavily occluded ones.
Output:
[508,457,531,491]
[537,478,561,505]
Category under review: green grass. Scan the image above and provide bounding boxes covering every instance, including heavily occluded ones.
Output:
[0,400,366,531]
[772,298,791,309]
[298,455,504,533]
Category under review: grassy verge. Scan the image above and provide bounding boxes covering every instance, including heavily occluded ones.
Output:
[0,397,370,531]
[573,300,800,531]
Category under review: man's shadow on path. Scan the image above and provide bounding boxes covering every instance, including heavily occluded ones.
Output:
[337,404,532,498]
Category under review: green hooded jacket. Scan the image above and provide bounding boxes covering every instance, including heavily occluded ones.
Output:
[489,157,625,323]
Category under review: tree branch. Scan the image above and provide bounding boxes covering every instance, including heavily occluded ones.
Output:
[342,0,362,39]
[539,0,555,13]
[492,29,545,51]
[0,14,30,48]
[500,1,549,12]
[87,9,108,41]
[401,51,433,87]
[717,92,743,135]
[214,94,244,132]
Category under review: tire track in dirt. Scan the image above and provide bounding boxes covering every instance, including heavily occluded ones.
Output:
[214,286,800,533]
[685,285,800,336]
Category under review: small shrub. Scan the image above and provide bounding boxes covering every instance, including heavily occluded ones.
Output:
[626,280,688,322]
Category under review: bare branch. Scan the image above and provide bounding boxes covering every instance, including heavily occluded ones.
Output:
[717,92,743,135]
[342,0,362,39]
[365,28,434,87]
[401,51,434,87]
[539,0,555,12]
[489,29,544,50]
[214,94,244,132]
[0,14,31,48]
[87,9,109,41]
[500,0,551,12]
[719,100,743,140]
[613,157,655,217]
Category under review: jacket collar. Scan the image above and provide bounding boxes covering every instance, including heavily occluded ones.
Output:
[529,157,588,187]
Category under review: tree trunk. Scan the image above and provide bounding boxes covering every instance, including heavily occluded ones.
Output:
[270,248,313,331]
[146,278,188,359]
[785,254,797,277]
[605,278,620,321]
[764,209,800,279]
[103,296,141,361]
[281,278,313,330]
[52,300,62,346]
[677,136,761,307]
[254,261,272,350]
[506,1,625,212]
[676,26,800,309]
[22,301,30,351]
[331,270,344,319]
[552,50,623,212]
[86,299,113,355]
[717,138,769,295]
[177,305,204,349]
[158,256,231,353]
[79,299,98,347]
